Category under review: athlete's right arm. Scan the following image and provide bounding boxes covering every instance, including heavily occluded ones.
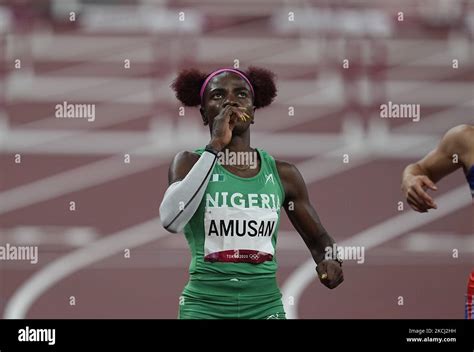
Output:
[159,150,218,233]
[159,106,239,233]
[401,125,470,212]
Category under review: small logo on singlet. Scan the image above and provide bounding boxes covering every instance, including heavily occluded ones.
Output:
[266,313,281,319]
[210,174,225,182]
[265,173,275,185]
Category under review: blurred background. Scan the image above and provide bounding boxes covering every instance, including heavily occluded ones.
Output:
[0,0,473,319]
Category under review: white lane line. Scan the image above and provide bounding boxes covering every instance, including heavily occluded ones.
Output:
[0,133,448,319]
[1,226,98,247]
[0,127,367,318]
[0,137,447,318]
[4,104,468,318]
[14,102,155,131]
[5,33,160,131]
[0,120,210,214]
[281,186,472,319]
[4,130,345,156]
[0,155,163,214]
[280,102,474,318]
[0,105,348,318]
[403,232,474,252]
[3,220,168,319]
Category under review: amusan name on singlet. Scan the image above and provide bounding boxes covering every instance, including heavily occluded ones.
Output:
[206,192,280,238]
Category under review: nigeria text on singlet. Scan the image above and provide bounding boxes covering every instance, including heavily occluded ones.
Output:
[183,147,285,280]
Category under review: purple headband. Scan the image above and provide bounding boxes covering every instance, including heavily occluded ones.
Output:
[199,68,254,101]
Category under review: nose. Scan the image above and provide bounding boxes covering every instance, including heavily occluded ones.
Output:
[222,95,239,108]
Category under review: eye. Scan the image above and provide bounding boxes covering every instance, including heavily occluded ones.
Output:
[238,92,248,98]
[211,93,223,99]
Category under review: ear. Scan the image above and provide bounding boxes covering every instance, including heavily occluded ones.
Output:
[200,107,208,125]
[251,105,256,124]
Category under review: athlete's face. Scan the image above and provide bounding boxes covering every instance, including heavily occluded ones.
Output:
[200,72,256,135]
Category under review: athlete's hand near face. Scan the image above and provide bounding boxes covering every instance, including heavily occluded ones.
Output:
[209,105,247,151]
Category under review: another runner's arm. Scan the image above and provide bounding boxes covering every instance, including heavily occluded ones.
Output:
[403,125,469,183]
[277,160,343,289]
[401,125,469,212]
[159,150,217,233]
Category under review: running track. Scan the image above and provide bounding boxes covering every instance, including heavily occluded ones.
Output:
[1,1,473,319]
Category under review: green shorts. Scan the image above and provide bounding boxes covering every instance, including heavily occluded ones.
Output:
[178,277,286,319]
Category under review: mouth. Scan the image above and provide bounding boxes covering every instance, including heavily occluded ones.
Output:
[232,108,251,122]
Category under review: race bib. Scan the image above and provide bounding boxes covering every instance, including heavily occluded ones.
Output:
[204,206,278,264]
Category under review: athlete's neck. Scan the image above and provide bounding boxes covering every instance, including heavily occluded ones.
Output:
[224,130,253,153]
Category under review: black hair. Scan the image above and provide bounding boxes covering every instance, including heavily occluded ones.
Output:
[171,66,277,109]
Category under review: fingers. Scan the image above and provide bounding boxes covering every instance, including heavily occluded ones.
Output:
[420,177,438,208]
[237,107,252,121]
[421,176,438,191]
[326,262,343,288]
[407,197,427,213]
[318,268,343,289]
[230,107,251,122]
[221,105,234,120]
[316,261,343,289]
[404,175,438,212]
[413,185,437,210]
[326,260,336,278]
[241,112,251,121]
[228,112,238,131]
[414,183,436,208]
[328,274,344,289]
[217,105,233,118]
[407,190,430,212]
[316,261,327,278]
[226,108,240,123]
[232,110,244,121]
[212,106,232,129]
[316,263,332,285]
[325,270,344,289]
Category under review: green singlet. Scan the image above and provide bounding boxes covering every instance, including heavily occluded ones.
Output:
[178,147,287,319]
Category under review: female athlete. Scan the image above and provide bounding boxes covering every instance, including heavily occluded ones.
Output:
[159,67,344,319]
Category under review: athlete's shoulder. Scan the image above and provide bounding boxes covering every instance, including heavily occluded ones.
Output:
[274,159,302,184]
[257,148,280,166]
[256,147,271,159]
[168,150,202,184]
[444,124,473,139]
[274,159,295,173]
[171,150,201,164]
[440,124,473,152]
[274,159,308,201]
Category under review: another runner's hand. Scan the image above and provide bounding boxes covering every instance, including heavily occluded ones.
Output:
[316,259,343,289]
[401,175,438,212]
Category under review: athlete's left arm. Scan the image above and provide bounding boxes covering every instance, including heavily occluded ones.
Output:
[276,160,343,289]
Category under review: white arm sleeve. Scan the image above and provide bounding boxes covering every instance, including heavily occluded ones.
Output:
[159,150,217,233]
